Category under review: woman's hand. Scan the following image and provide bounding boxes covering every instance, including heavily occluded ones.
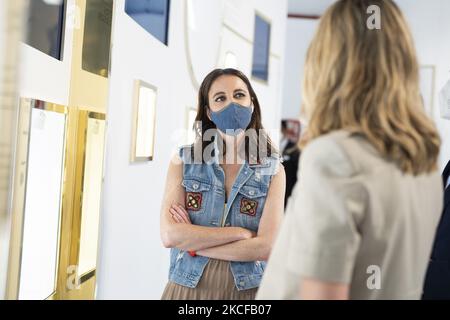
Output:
[170,204,192,224]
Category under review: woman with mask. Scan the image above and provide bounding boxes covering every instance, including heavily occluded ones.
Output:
[160,68,286,300]
[257,0,443,300]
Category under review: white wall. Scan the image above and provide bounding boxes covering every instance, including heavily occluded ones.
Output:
[282,0,450,171]
[396,0,450,171]
[97,0,288,299]
[281,18,318,119]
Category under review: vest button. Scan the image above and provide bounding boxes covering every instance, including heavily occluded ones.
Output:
[249,190,255,196]
[193,183,199,190]
[240,281,245,286]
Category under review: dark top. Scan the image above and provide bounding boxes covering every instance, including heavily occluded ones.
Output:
[281,140,301,209]
[422,160,450,300]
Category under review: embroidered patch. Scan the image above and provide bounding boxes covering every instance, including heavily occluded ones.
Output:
[240,198,258,216]
[186,192,202,211]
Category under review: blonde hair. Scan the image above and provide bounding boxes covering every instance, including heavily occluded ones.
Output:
[301,0,440,175]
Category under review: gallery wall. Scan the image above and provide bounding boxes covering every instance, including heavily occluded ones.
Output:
[97,0,288,299]
[280,17,318,120]
[396,0,450,171]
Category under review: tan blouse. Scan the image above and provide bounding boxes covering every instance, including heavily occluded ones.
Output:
[257,130,443,299]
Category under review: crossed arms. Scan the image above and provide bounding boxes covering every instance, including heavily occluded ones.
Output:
[159,154,285,262]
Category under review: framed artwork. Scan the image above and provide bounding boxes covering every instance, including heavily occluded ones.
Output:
[131,80,158,162]
[25,0,65,60]
[82,0,113,77]
[251,13,271,82]
[419,65,436,117]
[125,0,171,45]
[18,99,67,300]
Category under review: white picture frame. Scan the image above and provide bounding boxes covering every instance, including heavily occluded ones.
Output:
[131,80,158,162]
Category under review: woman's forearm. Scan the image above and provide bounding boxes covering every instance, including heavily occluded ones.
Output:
[162,223,252,251]
[196,237,270,262]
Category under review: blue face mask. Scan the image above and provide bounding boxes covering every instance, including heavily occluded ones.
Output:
[210,102,254,136]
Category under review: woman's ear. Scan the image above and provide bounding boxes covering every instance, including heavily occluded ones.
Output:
[206,107,211,120]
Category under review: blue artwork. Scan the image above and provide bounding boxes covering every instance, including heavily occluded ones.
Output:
[26,0,65,60]
[252,15,271,82]
[125,0,171,45]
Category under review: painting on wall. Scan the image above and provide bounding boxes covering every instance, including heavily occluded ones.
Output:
[251,14,271,82]
[82,0,113,77]
[125,0,171,45]
[25,0,65,60]
[131,80,158,162]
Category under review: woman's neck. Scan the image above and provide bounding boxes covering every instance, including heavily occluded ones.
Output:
[219,132,245,165]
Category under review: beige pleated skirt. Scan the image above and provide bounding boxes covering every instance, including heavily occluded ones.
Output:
[161,259,258,300]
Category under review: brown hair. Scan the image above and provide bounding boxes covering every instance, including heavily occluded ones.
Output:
[301,0,440,175]
[192,68,277,164]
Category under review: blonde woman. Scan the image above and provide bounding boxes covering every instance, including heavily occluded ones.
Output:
[257,0,443,300]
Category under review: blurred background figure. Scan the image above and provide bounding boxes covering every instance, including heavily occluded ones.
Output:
[280,120,301,208]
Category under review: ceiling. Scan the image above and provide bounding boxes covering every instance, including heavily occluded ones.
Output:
[288,0,336,16]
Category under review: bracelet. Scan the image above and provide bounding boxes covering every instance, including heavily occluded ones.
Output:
[188,251,197,257]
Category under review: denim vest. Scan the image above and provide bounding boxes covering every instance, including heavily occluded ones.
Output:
[168,143,281,291]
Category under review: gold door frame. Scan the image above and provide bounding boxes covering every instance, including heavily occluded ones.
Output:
[57,0,112,300]
[68,110,106,287]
